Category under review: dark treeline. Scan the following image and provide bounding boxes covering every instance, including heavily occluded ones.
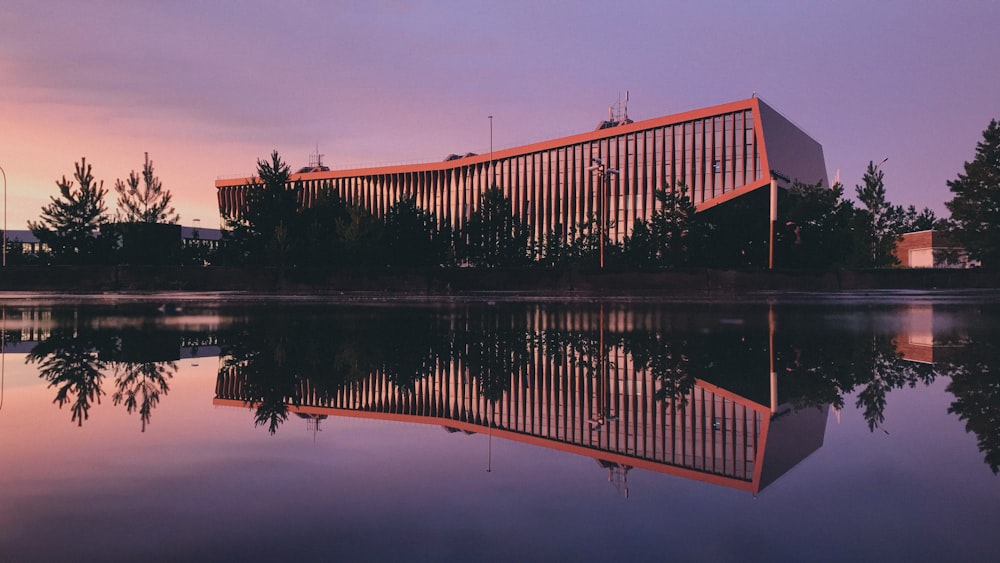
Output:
[12,301,1000,473]
[10,151,941,269]
[217,152,939,271]
[14,117,1000,269]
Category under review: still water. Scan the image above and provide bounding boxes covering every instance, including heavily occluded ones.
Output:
[0,292,997,562]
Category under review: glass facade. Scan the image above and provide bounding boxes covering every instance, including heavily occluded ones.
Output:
[218,98,823,246]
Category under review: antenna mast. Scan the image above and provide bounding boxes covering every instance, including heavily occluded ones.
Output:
[309,144,325,169]
[611,91,632,125]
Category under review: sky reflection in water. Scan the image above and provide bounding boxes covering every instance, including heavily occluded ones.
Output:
[0,296,997,562]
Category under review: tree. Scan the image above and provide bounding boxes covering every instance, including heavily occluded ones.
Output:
[336,205,383,265]
[114,152,179,224]
[539,216,602,267]
[900,205,937,233]
[383,196,448,266]
[295,186,350,266]
[223,151,301,265]
[651,183,703,266]
[622,218,656,268]
[855,161,901,267]
[28,158,114,264]
[459,187,533,267]
[779,180,857,268]
[946,119,1000,267]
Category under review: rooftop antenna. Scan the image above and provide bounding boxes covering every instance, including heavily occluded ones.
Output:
[309,144,325,169]
[597,91,633,130]
[612,91,631,125]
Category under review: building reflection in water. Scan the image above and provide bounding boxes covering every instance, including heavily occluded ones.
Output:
[214,303,828,495]
[14,299,995,487]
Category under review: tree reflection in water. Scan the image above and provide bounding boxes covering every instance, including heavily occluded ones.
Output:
[214,302,999,477]
[28,328,108,427]
[111,360,176,432]
[219,306,457,433]
[10,300,1000,475]
[24,308,186,430]
[935,307,1000,473]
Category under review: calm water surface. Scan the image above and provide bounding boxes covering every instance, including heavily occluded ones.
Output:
[0,293,997,562]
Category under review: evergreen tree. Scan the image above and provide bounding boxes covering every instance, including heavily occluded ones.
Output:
[900,205,937,233]
[223,151,301,265]
[336,206,383,265]
[383,196,448,267]
[622,218,656,268]
[28,158,114,264]
[945,119,1000,267]
[114,152,179,224]
[459,187,533,267]
[649,183,704,266]
[539,216,602,267]
[855,161,901,267]
[295,186,350,267]
[780,180,857,268]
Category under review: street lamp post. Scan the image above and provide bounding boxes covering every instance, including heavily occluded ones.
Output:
[590,157,619,269]
[0,164,6,268]
[488,115,494,187]
[870,157,889,265]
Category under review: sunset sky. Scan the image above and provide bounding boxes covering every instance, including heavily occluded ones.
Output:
[2,0,997,230]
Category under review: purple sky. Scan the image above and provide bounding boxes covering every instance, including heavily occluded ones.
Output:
[2,0,998,230]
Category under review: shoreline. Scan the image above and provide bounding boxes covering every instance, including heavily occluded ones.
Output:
[0,265,996,297]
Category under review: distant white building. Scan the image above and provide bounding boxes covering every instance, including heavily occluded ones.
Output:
[894,230,978,268]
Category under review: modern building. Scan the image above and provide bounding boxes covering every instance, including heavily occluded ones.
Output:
[216,97,828,246]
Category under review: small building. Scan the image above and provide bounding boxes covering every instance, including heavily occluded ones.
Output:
[181,225,222,252]
[3,230,46,255]
[3,225,221,262]
[894,230,977,268]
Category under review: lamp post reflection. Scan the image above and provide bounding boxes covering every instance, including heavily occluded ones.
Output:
[1,306,5,414]
[590,304,618,431]
[487,400,493,473]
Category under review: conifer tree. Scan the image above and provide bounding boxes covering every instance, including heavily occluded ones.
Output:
[649,183,704,266]
[223,150,301,265]
[114,152,179,223]
[945,119,1000,267]
[28,158,113,263]
[855,161,901,267]
[459,187,533,267]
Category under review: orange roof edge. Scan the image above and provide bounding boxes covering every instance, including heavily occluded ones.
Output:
[216,97,760,188]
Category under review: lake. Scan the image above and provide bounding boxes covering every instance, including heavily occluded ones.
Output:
[0,292,997,562]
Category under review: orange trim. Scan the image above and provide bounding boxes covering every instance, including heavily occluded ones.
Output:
[215,98,759,188]
[752,97,771,180]
[213,376,769,494]
[695,178,771,211]
[751,413,770,488]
